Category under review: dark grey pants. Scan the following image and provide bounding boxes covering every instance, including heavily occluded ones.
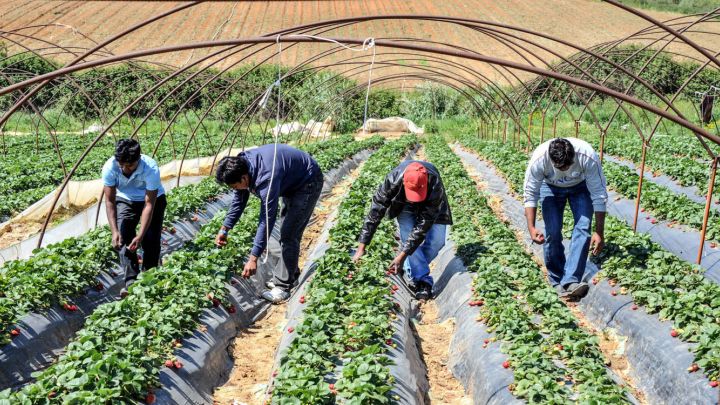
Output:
[273,172,324,290]
[116,194,167,283]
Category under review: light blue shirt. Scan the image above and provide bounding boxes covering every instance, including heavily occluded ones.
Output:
[102,154,165,202]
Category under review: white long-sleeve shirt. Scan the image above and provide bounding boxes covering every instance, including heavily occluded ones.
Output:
[523,137,608,212]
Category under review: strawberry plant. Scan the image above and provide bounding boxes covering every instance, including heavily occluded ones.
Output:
[460,136,720,384]
[0,135,386,401]
[272,136,416,403]
[425,136,628,403]
[0,135,380,347]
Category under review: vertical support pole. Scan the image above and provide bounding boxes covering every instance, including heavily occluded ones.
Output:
[527,112,533,151]
[575,120,580,138]
[553,117,557,138]
[632,142,648,232]
[698,157,718,264]
[599,129,606,163]
[477,120,481,139]
[503,120,508,143]
[540,112,546,143]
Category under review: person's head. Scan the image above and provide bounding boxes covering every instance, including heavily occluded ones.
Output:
[114,139,141,175]
[548,138,575,171]
[403,162,429,202]
[216,155,251,190]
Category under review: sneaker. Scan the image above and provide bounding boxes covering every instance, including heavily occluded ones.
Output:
[565,282,589,299]
[415,282,433,301]
[554,284,569,298]
[265,280,276,290]
[261,287,290,304]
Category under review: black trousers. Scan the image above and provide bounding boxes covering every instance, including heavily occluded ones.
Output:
[116,194,167,283]
[273,172,324,290]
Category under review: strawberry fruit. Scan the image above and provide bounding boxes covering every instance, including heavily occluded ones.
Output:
[502,360,511,369]
[670,329,679,338]
[145,393,156,404]
[10,328,20,337]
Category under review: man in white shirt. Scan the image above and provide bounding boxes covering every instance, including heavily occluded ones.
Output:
[523,137,608,299]
[102,139,166,297]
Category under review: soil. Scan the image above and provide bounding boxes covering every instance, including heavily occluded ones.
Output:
[415,300,473,405]
[456,146,647,404]
[212,159,365,405]
[0,1,698,84]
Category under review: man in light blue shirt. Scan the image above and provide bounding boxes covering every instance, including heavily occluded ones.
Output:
[102,139,166,297]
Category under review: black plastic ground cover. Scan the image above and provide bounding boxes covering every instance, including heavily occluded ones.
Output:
[453,144,718,405]
[269,147,432,405]
[0,193,234,391]
[605,155,720,212]
[153,150,375,404]
[431,239,522,405]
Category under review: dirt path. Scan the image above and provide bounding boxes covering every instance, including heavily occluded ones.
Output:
[213,161,365,405]
[457,147,646,404]
[415,300,473,405]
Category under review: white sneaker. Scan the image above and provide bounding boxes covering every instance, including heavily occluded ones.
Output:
[265,280,276,289]
[261,287,290,304]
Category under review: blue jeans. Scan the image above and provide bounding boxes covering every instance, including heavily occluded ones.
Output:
[540,181,593,287]
[397,208,447,287]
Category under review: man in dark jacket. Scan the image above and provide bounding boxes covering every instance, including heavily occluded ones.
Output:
[353,161,452,300]
[215,144,323,304]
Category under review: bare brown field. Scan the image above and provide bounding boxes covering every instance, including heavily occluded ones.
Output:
[0,1,716,84]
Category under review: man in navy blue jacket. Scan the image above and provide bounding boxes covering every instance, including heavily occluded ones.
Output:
[215,144,323,303]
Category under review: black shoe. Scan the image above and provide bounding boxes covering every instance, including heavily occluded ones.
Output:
[415,282,433,301]
[565,282,589,299]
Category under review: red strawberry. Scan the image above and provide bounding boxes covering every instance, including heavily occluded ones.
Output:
[391,285,399,291]
[95,283,104,291]
[640,208,645,213]
[299,296,305,304]
[484,339,490,344]
[287,327,294,333]
[10,328,20,337]
[502,360,511,369]
[347,274,353,280]
[71,305,78,311]
[386,339,393,345]
[169,227,177,234]
[710,242,718,249]
[227,305,236,314]
[592,278,598,285]
[329,383,335,390]
[165,360,174,368]
[191,215,199,222]
[390,289,396,295]
[631,304,639,310]
[145,392,156,404]
[272,370,278,377]
[611,290,618,296]
[710,380,718,388]
[230,279,238,285]
[212,298,221,308]
[650,218,658,224]
[687,363,699,373]
[670,329,679,338]
[173,360,183,369]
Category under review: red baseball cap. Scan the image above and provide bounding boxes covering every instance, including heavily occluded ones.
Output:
[403,162,428,202]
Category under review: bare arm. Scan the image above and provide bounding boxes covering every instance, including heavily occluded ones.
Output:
[525,206,546,244]
[129,190,158,251]
[104,186,123,249]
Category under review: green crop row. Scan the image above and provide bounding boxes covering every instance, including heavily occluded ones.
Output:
[460,136,720,385]
[0,136,376,346]
[424,135,628,403]
[272,136,417,404]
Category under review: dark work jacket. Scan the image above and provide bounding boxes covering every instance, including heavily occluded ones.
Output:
[223,144,321,257]
[358,160,452,255]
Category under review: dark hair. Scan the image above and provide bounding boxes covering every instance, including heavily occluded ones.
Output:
[549,138,575,168]
[114,139,141,163]
[216,156,250,185]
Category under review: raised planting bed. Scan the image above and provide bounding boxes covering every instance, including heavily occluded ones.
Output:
[424,135,631,403]
[459,136,720,404]
[269,135,430,404]
[152,145,382,404]
[0,135,384,400]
